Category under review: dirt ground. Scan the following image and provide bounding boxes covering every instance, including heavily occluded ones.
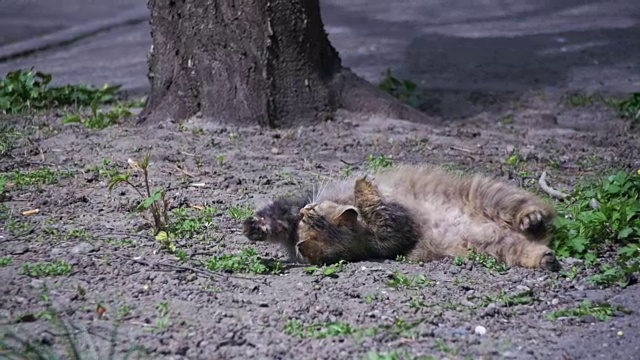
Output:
[1,88,639,360]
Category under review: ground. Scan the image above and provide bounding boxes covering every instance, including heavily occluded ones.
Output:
[1,0,640,359]
[1,93,639,359]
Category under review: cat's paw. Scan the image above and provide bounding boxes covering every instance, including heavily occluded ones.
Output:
[295,240,325,265]
[539,250,561,272]
[517,208,548,233]
[242,216,269,241]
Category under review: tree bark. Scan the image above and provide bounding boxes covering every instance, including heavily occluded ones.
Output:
[141,0,436,128]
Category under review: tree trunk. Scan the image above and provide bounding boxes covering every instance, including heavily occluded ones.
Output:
[140,0,435,128]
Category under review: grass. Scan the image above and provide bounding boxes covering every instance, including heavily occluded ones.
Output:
[552,170,640,287]
[227,205,254,221]
[366,351,435,360]
[387,272,434,290]
[482,289,535,307]
[22,260,72,277]
[304,261,346,278]
[206,247,284,275]
[455,249,510,274]
[562,90,640,122]
[0,123,22,156]
[62,102,133,130]
[547,300,632,321]
[367,154,393,171]
[0,256,12,267]
[378,69,422,108]
[285,317,422,341]
[0,68,120,114]
[1,167,73,188]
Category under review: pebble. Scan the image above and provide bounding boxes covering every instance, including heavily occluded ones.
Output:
[8,244,28,255]
[475,325,487,335]
[551,298,559,306]
[71,242,95,255]
[516,285,530,292]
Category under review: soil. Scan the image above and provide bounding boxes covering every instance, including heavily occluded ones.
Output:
[1,91,640,360]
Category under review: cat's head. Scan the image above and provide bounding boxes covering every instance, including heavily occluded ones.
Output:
[296,201,362,249]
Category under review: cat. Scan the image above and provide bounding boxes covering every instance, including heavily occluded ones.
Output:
[243,164,561,271]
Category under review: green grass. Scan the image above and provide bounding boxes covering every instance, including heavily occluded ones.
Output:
[367,154,393,171]
[455,249,509,274]
[206,247,283,275]
[2,167,73,188]
[0,124,22,156]
[552,170,640,287]
[366,351,435,360]
[378,69,422,108]
[285,320,358,339]
[0,256,12,267]
[22,260,72,277]
[170,206,219,238]
[227,205,254,221]
[62,102,133,130]
[0,68,120,114]
[547,300,632,321]
[304,261,346,278]
[482,289,535,307]
[386,272,434,290]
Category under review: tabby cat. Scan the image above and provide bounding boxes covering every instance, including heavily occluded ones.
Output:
[243,165,561,271]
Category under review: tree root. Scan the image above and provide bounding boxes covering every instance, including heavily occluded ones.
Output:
[538,171,570,199]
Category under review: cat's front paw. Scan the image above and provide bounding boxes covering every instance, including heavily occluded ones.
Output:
[242,216,269,241]
[295,240,325,265]
[517,208,549,233]
[539,250,561,272]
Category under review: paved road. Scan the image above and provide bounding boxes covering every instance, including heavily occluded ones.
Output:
[0,0,638,105]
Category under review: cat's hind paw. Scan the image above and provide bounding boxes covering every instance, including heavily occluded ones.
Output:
[517,208,549,233]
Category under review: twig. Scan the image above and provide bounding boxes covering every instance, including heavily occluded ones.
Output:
[450,145,476,154]
[538,171,570,199]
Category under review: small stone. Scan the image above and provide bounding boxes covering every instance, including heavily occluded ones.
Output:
[516,285,530,292]
[460,299,475,307]
[551,298,559,306]
[474,325,487,335]
[71,242,95,255]
[9,244,28,255]
[271,147,281,155]
[617,331,624,336]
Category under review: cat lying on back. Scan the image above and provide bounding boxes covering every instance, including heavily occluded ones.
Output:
[243,164,561,271]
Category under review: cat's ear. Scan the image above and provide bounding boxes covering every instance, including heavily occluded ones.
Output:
[335,206,359,227]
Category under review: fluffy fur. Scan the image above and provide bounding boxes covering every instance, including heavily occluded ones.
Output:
[243,164,561,271]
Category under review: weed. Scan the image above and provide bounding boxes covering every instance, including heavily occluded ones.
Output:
[465,249,509,273]
[285,319,356,339]
[155,302,171,330]
[341,165,353,177]
[453,256,465,266]
[64,228,91,241]
[0,68,120,114]
[108,152,170,236]
[482,289,534,307]
[2,167,73,188]
[552,171,640,287]
[0,123,22,156]
[387,272,434,290]
[206,247,283,275]
[563,91,594,107]
[227,205,253,221]
[86,159,120,179]
[304,261,346,278]
[170,206,218,238]
[22,260,72,277]
[176,249,188,263]
[378,69,422,108]
[366,351,434,360]
[435,338,459,355]
[63,102,133,129]
[367,154,393,171]
[547,300,631,321]
[615,92,640,121]
[0,256,12,267]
